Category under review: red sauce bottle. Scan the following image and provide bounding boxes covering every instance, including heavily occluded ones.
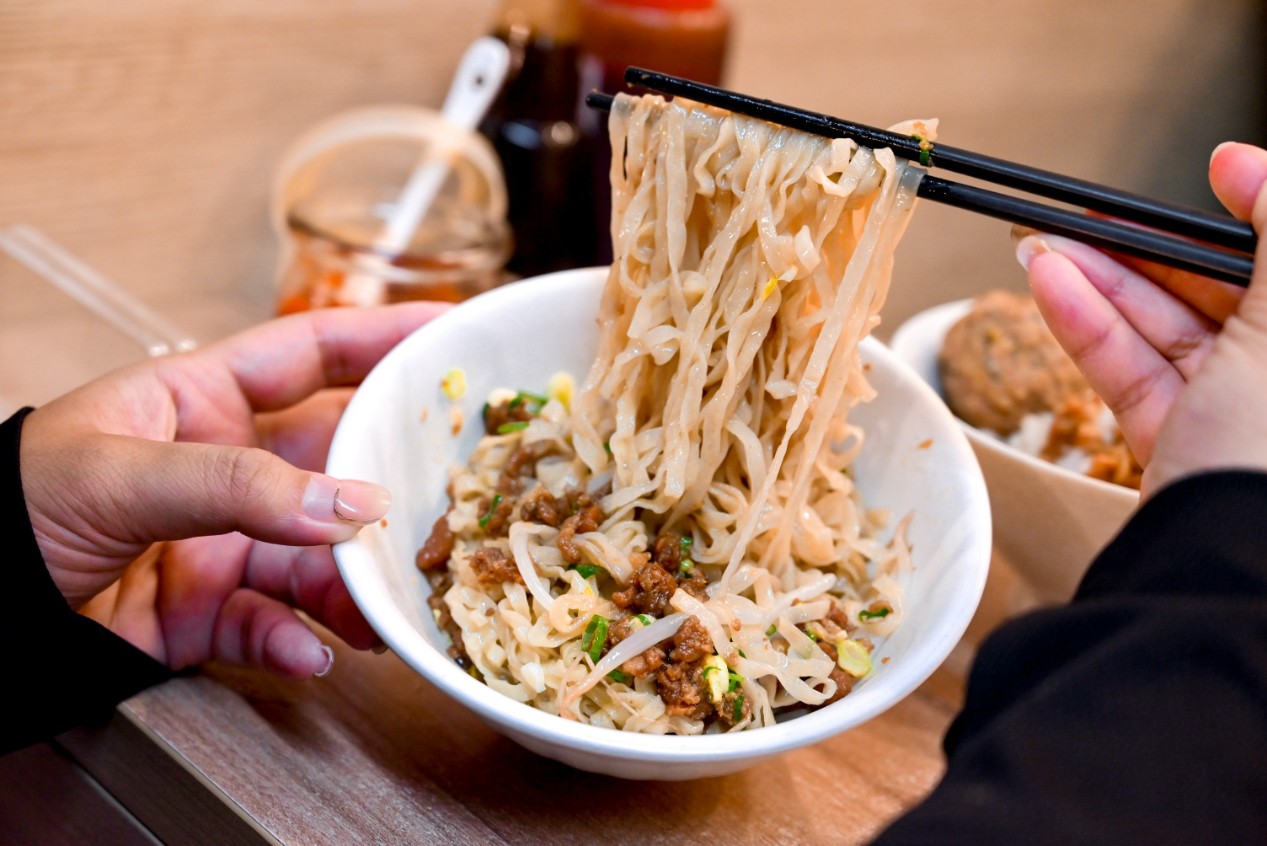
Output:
[577,0,732,262]
[579,0,731,96]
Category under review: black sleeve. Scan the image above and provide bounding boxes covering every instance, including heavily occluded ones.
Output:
[2,408,172,756]
[872,470,1267,845]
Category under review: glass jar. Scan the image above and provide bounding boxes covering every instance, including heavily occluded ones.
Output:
[273,106,513,313]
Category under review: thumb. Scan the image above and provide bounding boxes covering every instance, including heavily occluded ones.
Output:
[112,437,392,548]
[29,431,390,591]
[1143,171,1267,494]
[1234,173,1267,328]
[1208,141,1267,223]
[1209,141,1267,330]
[23,417,393,608]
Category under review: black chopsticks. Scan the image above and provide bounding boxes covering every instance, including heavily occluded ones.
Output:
[585,68,1257,287]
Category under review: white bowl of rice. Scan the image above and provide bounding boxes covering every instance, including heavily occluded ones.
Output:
[329,266,991,780]
[890,297,1140,604]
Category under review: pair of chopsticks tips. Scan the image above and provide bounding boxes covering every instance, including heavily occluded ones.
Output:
[587,68,1256,287]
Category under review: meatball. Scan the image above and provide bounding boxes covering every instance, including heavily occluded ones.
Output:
[938,289,1090,435]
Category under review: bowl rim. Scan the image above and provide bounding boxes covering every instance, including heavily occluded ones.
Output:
[330,267,992,764]
[889,297,1139,504]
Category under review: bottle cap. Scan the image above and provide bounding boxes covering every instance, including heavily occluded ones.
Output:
[601,0,718,8]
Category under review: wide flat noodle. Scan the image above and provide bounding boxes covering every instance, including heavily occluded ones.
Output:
[573,95,925,586]
[430,94,929,733]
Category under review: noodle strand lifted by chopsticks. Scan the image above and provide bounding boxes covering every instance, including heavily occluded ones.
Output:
[420,93,931,733]
[572,95,926,588]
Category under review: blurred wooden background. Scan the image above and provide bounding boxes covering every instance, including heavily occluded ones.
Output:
[1,0,1264,408]
[0,2,1263,841]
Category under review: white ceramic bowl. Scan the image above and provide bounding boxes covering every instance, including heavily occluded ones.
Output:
[328,267,992,780]
[889,299,1139,603]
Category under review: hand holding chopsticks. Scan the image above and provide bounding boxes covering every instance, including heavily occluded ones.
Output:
[586,67,1257,287]
[1020,140,1267,496]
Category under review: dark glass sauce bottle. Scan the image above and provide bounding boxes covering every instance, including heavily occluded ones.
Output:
[479,0,602,277]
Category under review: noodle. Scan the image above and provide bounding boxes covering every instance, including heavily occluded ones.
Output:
[418,94,930,733]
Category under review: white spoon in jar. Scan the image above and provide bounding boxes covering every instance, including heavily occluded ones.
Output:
[375,36,510,255]
[339,37,510,306]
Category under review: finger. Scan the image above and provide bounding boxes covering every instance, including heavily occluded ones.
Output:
[212,588,335,679]
[156,533,251,669]
[1096,141,1266,326]
[1140,171,1267,495]
[243,542,379,650]
[1209,141,1267,222]
[1226,162,1267,332]
[90,436,391,550]
[78,549,168,663]
[155,534,336,677]
[158,534,377,673]
[256,388,354,471]
[192,301,448,414]
[1107,251,1243,325]
[38,302,447,450]
[1021,233,1220,383]
[1021,241,1184,465]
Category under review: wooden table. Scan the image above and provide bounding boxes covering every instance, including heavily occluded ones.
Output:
[12,4,1210,835]
[50,555,1039,846]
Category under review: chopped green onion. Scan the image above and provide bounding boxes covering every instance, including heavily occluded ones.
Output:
[732,693,745,723]
[727,670,743,693]
[836,638,873,678]
[581,614,609,663]
[636,614,654,626]
[607,669,632,685]
[602,440,613,456]
[738,649,746,659]
[765,623,778,637]
[477,494,503,529]
[496,420,530,434]
[569,564,599,579]
[676,535,695,576]
[911,134,933,167]
[805,630,819,642]
[701,655,729,703]
[859,606,892,622]
[508,390,548,411]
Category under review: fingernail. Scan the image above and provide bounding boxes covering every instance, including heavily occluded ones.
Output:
[333,480,392,524]
[1211,141,1236,166]
[1014,233,1052,271]
[305,475,391,524]
[315,645,335,678]
[1009,224,1037,244]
